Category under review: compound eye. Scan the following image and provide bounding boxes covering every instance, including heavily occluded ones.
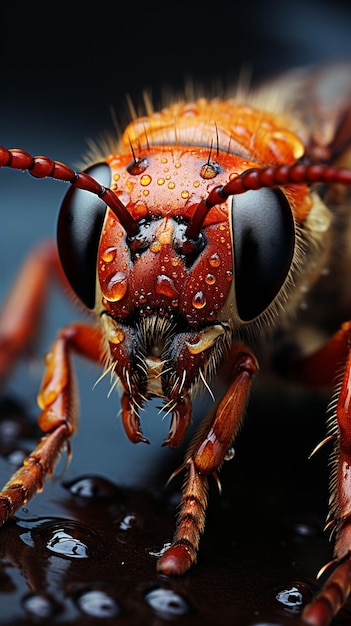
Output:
[231,188,295,321]
[57,162,111,309]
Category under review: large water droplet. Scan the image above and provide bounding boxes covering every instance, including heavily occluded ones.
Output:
[32,520,100,560]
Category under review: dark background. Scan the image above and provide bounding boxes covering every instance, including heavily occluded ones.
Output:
[1,1,351,624]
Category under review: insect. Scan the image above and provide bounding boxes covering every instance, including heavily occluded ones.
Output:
[1,63,351,626]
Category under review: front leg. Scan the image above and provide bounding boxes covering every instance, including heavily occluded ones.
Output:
[0,322,104,526]
[157,345,258,575]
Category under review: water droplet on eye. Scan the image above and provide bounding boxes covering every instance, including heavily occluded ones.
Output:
[77,590,121,618]
[22,593,60,619]
[209,252,221,268]
[192,291,206,309]
[64,475,119,499]
[145,587,191,617]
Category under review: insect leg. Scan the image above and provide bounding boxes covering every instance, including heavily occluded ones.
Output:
[157,346,258,576]
[301,322,351,626]
[0,240,63,383]
[0,322,104,526]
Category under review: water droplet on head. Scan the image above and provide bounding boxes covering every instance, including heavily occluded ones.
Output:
[205,273,216,285]
[145,587,192,618]
[104,272,128,302]
[209,252,221,268]
[77,589,121,618]
[140,174,152,186]
[192,291,206,309]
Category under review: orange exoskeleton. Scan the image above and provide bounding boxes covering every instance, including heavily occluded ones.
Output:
[1,63,351,625]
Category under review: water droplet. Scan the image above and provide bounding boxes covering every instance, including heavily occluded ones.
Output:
[224,447,235,461]
[275,583,311,613]
[22,593,60,619]
[181,190,189,199]
[64,475,119,499]
[192,291,207,309]
[102,247,117,263]
[32,521,99,560]
[118,513,143,531]
[157,177,165,185]
[148,542,172,558]
[205,273,216,285]
[77,590,121,618]
[156,275,180,299]
[104,272,128,302]
[109,326,125,344]
[193,180,200,188]
[145,587,191,617]
[209,252,221,268]
[168,181,175,189]
[140,174,152,186]
[47,530,88,558]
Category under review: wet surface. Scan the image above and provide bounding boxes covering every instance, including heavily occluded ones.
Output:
[1,383,351,626]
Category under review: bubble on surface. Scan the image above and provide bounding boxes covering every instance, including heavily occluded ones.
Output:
[77,589,121,618]
[275,583,311,614]
[22,593,60,619]
[64,475,120,499]
[29,520,100,560]
[145,587,192,618]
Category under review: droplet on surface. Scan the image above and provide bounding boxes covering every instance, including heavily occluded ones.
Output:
[32,520,100,560]
[209,252,221,268]
[275,583,311,613]
[104,271,128,302]
[145,587,192,617]
[64,475,119,499]
[22,593,60,619]
[77,589,121,618]
[192,291,207,309]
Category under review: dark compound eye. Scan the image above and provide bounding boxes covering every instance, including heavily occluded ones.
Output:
[57,162,111,309]
[231,188,295,321]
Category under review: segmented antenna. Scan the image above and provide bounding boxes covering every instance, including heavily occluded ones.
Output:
[0,147,140,237]
[185,163,351,240]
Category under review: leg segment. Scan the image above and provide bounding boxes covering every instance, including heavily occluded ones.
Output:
[157,346,258,576]
[0,240,64,383]
[0,322,104,526]
[301,322,351,625]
